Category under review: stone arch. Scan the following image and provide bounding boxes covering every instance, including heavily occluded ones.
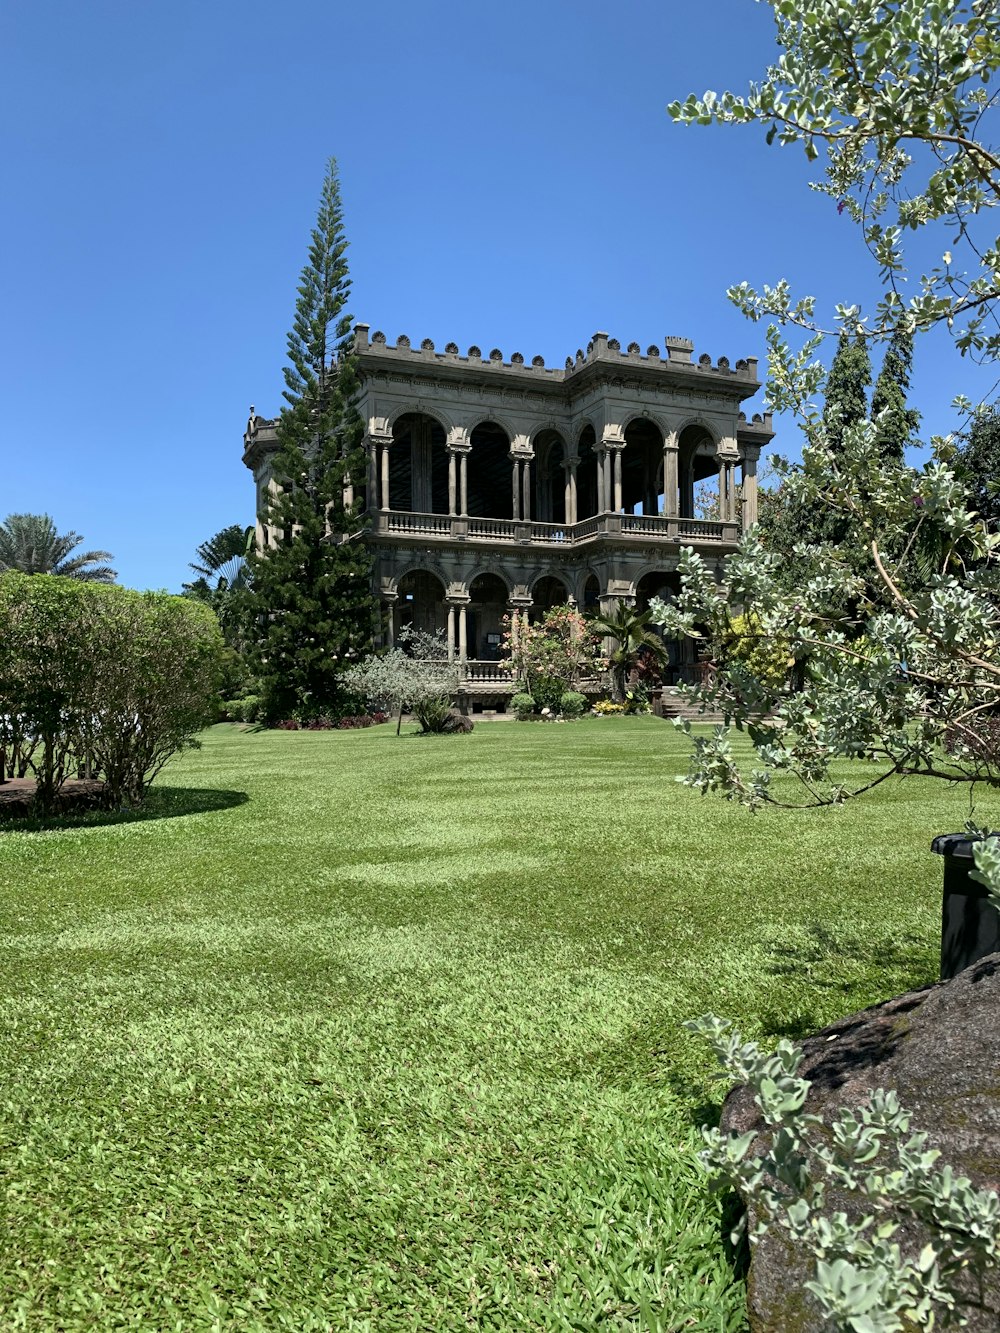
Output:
[389,410,450,513]
[386,402,457,435]
[677,422,721,519]
[397,568,448,639]
[464,563,514,596]
[466,411,520,443]
[467,420,513,519]
[621,416,665,515]
[532,429,568,523]
[576,424,600,520]
[387,558,452,595]
[531,573,571,618]
[467,571,511,661]
[669,414,722,447]
[580,569,602,612]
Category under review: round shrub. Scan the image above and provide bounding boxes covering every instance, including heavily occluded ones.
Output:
[511,692,536,720]
[532,676,565,713]
[560,691,586,719]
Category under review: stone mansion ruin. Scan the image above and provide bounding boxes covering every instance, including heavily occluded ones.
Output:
[243,324,773,702]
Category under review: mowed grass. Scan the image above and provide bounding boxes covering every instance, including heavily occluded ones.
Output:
[0,718,962,1330]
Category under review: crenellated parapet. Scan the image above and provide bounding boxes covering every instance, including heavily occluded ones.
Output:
[354,324,759,384]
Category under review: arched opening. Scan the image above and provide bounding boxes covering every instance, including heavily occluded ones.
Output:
[468,573,509,660]
[398,570,448,640]
[467,423,512,519]
[677,424,719,519]
[530,575,570,622]
[635,570,693,684]
[390,413,449,514]
[622,418,664,515]
[582,573,601,613]
[533,430,567,524]
[576,426,599,519]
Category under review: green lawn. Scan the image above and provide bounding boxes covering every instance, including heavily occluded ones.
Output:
[0,718,962,1330]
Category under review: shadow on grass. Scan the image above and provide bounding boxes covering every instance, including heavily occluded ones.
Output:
[0,786,249,834]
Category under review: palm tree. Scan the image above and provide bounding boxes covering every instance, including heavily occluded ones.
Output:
[0,513,116,582]
[590,602,668,702]
[184,524,253,596]
[183,524,254,649]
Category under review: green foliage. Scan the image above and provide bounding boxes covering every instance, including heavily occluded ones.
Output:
[689,1014,1000,1331]
[824,331,871,459]
[955,400,1000,530]
[871,325,920,463]
[511,691,536,720]
[183,524,254,651]
[224,695,261,724]
[669,0,1000,357]
[505,604,600,703]
[341,626,459,733]
[560,690,587,718]
[0,719,953,1327]
[245,159,378,722]
[0,573,224,811]
[590,603,668,702]
[721,612,793,693]
[0,513,116,582]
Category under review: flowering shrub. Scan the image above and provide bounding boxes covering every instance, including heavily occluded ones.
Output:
[272,712,388,731]
[593,700,626,716]
[504,605,601,701]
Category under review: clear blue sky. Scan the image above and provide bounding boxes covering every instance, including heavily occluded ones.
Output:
[3,0,996,590]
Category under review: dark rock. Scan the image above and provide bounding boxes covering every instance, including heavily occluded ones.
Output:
[441,713,474,733]
[720,955,1000,1331]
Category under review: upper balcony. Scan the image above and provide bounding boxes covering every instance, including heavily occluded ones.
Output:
[372,509,740,548]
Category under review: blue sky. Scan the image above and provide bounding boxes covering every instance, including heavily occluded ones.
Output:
[4,0,996,590]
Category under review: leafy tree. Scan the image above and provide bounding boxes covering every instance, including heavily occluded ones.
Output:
[245,159,378,722]
[823,332,871,458]
[955,401,1000,530]
[669,0,1000,358]
[871,325,920,463]
[588,603,668,702]
[340,626,460,734]
[0,513,116,582]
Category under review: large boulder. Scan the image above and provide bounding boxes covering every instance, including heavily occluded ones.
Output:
[721,955,1000,1331]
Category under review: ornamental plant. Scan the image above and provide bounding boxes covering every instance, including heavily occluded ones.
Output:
[503,604,601,705]
[689,1014,1000,1331]
[340,626,460,734]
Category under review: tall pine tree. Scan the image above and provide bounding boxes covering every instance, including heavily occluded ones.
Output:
[247,159,378,722]
[870,325,920,462]
[822,330,872,456]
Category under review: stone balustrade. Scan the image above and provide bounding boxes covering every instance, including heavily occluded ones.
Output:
[371,510,738,546]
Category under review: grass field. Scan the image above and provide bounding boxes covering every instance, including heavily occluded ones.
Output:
[0,717,965,1330]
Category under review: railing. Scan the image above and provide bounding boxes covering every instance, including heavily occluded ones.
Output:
[620,513,671,536]
[461,660,515,685]
[381,511,451,536]
[529,521,570,543]
[466,516,518,540]
[374,510,737,544]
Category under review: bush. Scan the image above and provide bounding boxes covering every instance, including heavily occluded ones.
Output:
[413,695,454,734]
[592,699,626,715]
[560,691,587,719]
[511,692,536,720]
[0,574,224,811]
[225,695,261,724]
[624,685,651,715]
[532,675,566,713]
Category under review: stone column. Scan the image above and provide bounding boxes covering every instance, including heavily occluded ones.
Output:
[459,450,469,516]
[567,463,578,524]
[613,447,623,513]
[458,605,468,662]
[597,449,608,512]
[380,441,391,512]
[384,595,397,649]
[741,446,760,529]
[662,436,679,517]
[511,455,521,521]
[522,459,532,522]
[447,604,456,662]
[507,602,520,654]
[448,450,457,516]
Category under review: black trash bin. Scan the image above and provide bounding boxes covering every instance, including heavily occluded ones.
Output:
[931,832,1000,980]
